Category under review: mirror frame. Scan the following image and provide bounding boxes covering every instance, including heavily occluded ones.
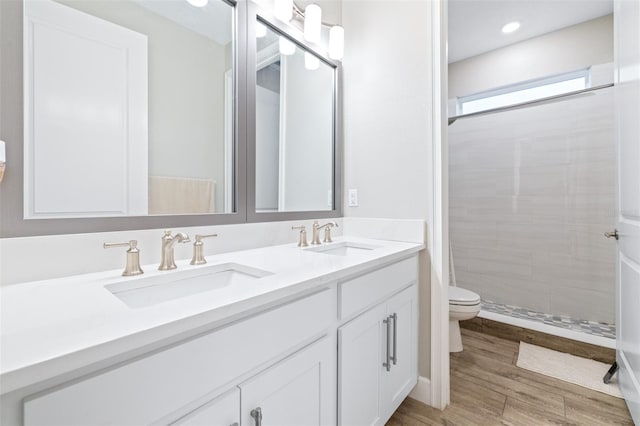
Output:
[0,0,342,238]
[246,2,343,222]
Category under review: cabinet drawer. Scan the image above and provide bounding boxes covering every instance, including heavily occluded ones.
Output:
[24,289,332,426]
[339,256,418,320]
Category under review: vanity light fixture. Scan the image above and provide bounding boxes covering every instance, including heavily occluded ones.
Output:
[279,36,296,55]
[304,4,322,43]
[268,1,345,60]
[501,21,521,34]
[256,21,267,38]
[274,0,293,22]
[305,52,320,70]
[186,0,208,7]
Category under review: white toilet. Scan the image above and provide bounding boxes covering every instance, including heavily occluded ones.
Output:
[449,286,481,352]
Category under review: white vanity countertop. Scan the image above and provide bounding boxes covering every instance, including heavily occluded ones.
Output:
[0,237,423,394]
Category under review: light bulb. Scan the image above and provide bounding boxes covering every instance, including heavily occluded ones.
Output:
[274,0,293,22]
[304,4,322,43]
[256,21,267,38]
[305,52,320,70]
[279,37,295,55]
[186,0,208,7]
[329,25,344,60]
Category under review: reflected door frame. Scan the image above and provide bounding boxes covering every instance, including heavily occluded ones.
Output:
[224,69,233,214]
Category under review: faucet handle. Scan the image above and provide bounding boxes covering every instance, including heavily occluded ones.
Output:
[322,221,338,243]
[292,226,309,247]
[190,234,218,265]
[103,240,144,277]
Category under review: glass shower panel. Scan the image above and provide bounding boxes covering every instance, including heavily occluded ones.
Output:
[449,87,616,328]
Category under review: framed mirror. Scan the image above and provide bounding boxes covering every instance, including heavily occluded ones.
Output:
[25,0,236,219]
[0,0,247,237]
[247,4,342,222]
[0,0,342,237]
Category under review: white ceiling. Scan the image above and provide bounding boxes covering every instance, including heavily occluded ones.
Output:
[448,0,613,63]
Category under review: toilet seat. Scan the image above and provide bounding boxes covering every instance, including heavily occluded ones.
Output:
[449,287,481,306]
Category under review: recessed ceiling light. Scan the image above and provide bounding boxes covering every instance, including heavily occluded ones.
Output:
[502,21,520,34]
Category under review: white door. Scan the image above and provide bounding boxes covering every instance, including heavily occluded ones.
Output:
[239,338,333,426]
[381,285,418,421]
[24,0,148,218]
[171,388,239,426]
[338,303,386,426]
[614,0,640,423]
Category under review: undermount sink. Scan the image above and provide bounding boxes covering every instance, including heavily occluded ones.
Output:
[305,241,380,256]
[105,263,273,309]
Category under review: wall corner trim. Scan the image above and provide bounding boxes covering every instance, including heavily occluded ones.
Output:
[409,376,432,406]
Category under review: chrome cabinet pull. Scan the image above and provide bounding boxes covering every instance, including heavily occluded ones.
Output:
[391,313,398,365]
[230,423,239,426]
[383,316,392,372]
[250,407,262,426]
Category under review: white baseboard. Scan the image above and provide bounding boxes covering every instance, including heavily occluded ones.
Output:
[409,376,431,405]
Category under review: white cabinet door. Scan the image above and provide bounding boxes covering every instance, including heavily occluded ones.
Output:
[338,284,418,426]
[240,338,334,426]
[338,303,387,426]
[381,285,418,420]
[171,388,239,426]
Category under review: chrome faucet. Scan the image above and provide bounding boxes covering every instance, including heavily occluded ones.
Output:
[159,230,190,270]
[311,221,339,245]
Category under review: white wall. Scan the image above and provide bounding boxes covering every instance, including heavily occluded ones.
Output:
[449,14,613,99]
[57,0,229,213]
[342,0,433,379]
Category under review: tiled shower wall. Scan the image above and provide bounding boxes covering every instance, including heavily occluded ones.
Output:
[449,87,616,324]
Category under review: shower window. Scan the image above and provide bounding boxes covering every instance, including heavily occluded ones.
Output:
[457,68,590,115]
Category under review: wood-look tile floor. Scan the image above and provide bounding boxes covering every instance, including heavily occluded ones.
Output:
[388,328,634,426]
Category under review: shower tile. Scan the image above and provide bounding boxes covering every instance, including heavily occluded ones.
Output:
[548,286,615,325]
[449,86,616,326]
[532,253,614,293]
[455,270,550,313]
[481,300,616,339]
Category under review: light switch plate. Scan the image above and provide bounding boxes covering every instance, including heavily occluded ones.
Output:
[348,189,358,207]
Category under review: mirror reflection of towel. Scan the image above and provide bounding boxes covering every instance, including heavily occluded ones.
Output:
[148,176,215,215]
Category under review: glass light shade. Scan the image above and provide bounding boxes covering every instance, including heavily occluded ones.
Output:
[186,0,208,7]
[329,25,344,60]
[304,4,322,43]
[256,21,267,38]
[304,52,320,70]
[279,37,295,55]
[501,21,520,34]
[274,0,293,22]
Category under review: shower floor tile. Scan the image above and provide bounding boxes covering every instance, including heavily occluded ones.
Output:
[481,300,616,339]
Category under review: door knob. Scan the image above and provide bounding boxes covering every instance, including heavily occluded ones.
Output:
[604,229,619,240]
